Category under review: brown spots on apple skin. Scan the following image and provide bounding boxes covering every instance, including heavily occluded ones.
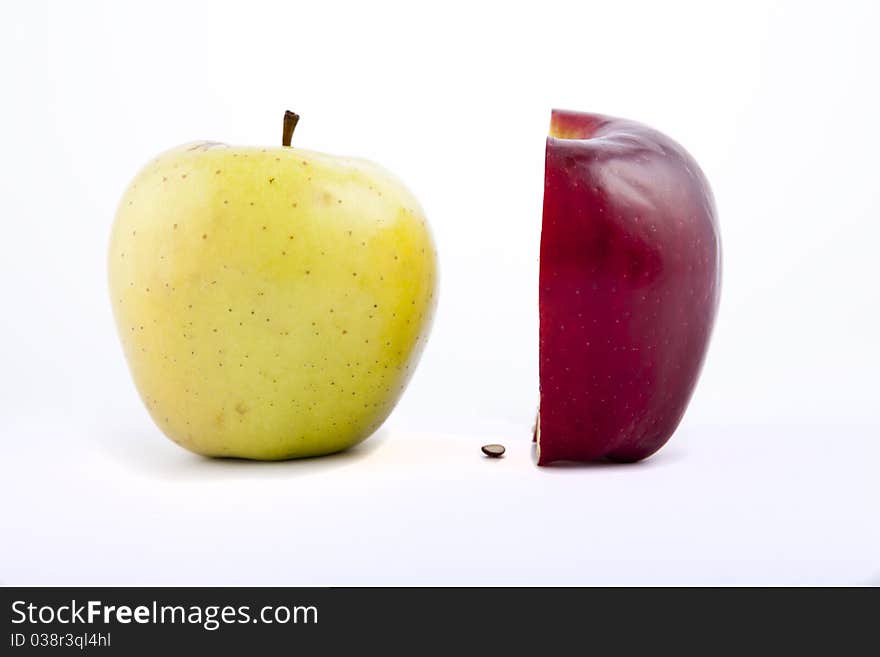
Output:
[235,402,249,415]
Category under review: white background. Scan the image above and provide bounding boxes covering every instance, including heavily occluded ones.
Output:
[2,0,878,585]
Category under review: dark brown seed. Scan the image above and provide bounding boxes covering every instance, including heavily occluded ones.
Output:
[481,444,505,458]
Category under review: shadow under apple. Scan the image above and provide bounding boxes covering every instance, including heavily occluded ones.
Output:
[530,442,685,470]
[96,422,390,482]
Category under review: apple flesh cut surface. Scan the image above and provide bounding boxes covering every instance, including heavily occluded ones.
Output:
[109,113,437,460]
[538,110,720,464]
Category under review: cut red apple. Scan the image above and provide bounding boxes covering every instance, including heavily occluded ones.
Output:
[537,110,721,465]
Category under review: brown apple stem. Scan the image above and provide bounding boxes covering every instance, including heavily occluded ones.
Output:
[282,110,300,147]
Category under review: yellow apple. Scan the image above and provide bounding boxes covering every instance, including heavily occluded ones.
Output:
[109,113,437,459]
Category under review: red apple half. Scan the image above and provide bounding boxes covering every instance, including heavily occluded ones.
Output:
[537,110,720,464]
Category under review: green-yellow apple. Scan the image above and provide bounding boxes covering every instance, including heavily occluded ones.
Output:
[109,112,437,459]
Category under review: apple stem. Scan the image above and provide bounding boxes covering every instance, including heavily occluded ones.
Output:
[282,110,300,147]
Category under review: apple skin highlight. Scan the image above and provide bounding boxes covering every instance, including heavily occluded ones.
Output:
[538,110,720,464]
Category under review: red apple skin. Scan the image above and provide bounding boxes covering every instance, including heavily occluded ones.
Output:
[538,110,720,465]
